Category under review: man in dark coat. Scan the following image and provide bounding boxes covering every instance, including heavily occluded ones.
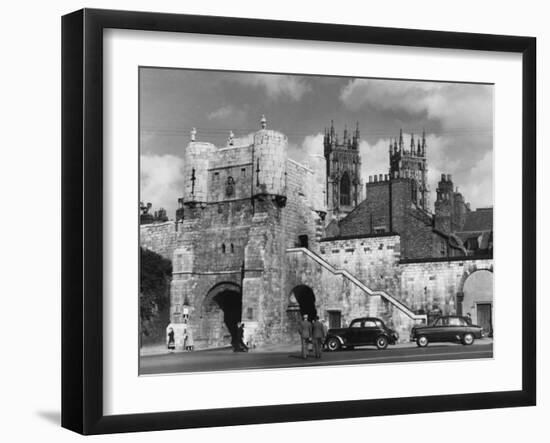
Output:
[312,316,326,359]
[298,314,312,359]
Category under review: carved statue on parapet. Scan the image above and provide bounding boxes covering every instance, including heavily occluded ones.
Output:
[140,201,152,215]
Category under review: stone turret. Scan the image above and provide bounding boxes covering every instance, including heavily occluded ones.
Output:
[182,129,216,206]
[253,115,288,201]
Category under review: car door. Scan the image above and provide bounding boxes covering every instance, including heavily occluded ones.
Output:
[445,316,465,341]
[361,320,378,345]
[429,317,447,341]
[348,319,363,345]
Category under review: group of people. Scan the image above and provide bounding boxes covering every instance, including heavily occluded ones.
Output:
[168,316,329,357]
[298,314,328,359]
[166,327,194,352]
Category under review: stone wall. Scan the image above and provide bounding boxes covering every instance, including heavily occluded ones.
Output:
[208,145,253,202]
[139,222,179,346]
[285,245,421,342]
[399,257,494,318]
[314,233,493,333]
[139,221,179,260]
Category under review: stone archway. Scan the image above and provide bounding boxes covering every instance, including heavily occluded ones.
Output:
[289,285,317,320]
[287,285,318,335]
[457,263,493,313]
[200,282,242,348]
[461,269,494,336]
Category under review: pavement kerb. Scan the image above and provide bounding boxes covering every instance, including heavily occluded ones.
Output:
[141,338,493,357]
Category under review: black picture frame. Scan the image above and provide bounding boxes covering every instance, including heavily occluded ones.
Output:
[61,8,536,435]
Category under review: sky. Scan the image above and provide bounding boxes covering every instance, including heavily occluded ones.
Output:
[140,68,493,217]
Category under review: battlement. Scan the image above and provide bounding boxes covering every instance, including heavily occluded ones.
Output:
[367,170,426,185]
[177,115,327,217]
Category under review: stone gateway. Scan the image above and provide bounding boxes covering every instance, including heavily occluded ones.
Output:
[140,116,493,350]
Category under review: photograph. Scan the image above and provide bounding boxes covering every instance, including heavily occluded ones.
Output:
[138,68,494,375]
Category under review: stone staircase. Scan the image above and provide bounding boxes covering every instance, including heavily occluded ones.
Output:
[286,247,426,323]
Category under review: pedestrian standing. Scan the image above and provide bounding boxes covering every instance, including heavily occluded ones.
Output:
[231,323,240,352]
[167,327,175,352]
[298,314,312,359]
[185,328,194,351]
[312,316,326,359]
[238,322,249,352]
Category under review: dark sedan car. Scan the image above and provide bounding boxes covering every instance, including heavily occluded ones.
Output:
[410,315,485,347]
[325,317,399,351]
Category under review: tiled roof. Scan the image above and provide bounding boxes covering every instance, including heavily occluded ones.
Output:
[460,207,493,232]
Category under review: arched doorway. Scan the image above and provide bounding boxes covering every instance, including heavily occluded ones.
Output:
[200,282,242,348]
[287,285,317,341]
[292,285,317,319]
[462,270,493,336]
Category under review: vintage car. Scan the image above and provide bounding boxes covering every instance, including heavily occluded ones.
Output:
[325,317,399,351]
[410,315,485,347]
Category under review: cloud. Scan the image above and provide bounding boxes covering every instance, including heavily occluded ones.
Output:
[288,133,324,164]
[140,154,185,218]
[358,132,492,210]
[302,133,324,157]
[461,149,493,209]
[234,74,311,101]
[341,79,442,113]
[339,79,493,130]
[359,138,392,186]
[232,132,255,146]
[340,79,493,210]
[207,105,248,125]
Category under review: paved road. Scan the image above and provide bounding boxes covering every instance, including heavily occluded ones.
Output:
[140,341,493,375]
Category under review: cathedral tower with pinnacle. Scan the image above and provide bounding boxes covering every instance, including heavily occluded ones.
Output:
[389,129,430,212]
[323,120,363,220]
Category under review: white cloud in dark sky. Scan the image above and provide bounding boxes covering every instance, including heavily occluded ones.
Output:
[232,132,255,146]
[341,79,442,114]
[288,133,324,165]
[140,154,185,217]
[340,79,492,131]
[207,105,248,125]
[233,74,312,101]
[359,138,389,185]
[301,133,324,157]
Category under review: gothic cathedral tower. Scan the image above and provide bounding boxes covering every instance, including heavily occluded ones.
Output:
[323,121,363,221]
[389,129,430,212]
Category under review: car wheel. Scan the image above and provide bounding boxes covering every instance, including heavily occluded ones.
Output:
[462,333,475,345]
[326,337,341,352]
[376,336,388,350]
[416,335,429,347]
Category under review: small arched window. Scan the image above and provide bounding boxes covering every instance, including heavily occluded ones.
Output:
[221,244,226,254]
[230,243,234,253]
